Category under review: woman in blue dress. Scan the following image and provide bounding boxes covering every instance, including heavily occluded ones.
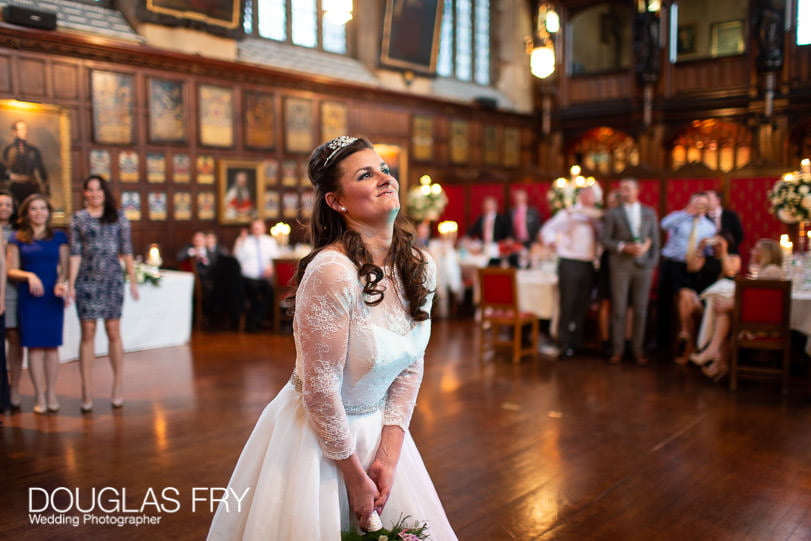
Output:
[68,176,137,413]
[7,194,69,414]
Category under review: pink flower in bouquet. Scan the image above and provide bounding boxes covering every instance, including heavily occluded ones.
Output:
[399,533,421,541]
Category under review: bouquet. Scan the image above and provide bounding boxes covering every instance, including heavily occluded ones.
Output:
[406,175,448,222]
[341,514,429,541]
[123,260,161,286]
[768,160,811,224]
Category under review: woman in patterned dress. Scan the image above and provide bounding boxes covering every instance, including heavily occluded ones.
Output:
[68,176,138,413]
[7,194,69,414]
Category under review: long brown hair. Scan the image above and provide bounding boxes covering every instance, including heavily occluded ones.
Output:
[15,193,53,243]
[292,136,432,321]
[83,175,120,224]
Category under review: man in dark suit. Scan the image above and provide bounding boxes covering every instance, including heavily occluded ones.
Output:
[706,190,743,254]
[508,189,542,246]
[467,196,510,267]
[600,178,660,365]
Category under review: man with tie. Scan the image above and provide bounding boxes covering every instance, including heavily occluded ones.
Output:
[508,189,542,247]
[234,218,280,332]
[466,196,510,266]
[706,190,743,254]
[600,179,660,365]
[657,192,716,361]
[542,186,602,359]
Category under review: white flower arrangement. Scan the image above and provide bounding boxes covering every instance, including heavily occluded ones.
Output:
[406,175,448,222]
[122,259,161,286]
[546,165,603,215]
[768,159,811,224]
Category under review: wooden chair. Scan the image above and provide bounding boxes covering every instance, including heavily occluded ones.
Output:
[477,267,539,364]
[729,278,792,394]
[272,258,299,333]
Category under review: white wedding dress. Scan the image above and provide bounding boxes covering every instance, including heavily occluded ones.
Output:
[208,250,457,540]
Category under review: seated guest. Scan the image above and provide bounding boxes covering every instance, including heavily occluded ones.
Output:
[177,231,212,270]
[689,239,784,381]
[466,196,510,266]
[177,231,220,325]
[234,218,280,332]
[541,186,602,359]
[658,192,716,362]
[676,232,740,363]
[205,231,229,261]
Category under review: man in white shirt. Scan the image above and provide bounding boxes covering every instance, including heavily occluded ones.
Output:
[234,218,280,332]
[541,186,602,359]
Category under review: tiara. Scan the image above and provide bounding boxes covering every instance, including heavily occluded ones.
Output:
[323,136,358,166]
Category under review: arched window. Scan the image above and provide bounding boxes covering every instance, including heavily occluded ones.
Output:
[567,127,640,175]
[670,119,752,172]
[243,0,347,54]
[436,0,491,84]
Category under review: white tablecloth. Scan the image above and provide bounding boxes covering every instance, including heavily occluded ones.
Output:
[59,270,194,362]
[790,289,811,355]
[516,267,559,321]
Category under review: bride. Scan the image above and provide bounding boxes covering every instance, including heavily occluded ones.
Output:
[208,136,457,540]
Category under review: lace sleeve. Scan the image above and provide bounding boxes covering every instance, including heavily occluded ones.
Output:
[295,253,359,460]
[383,253,436,430]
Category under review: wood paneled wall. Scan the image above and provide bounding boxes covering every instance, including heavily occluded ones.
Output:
[0,25,536,266]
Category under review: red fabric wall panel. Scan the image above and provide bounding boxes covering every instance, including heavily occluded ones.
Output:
[438,184,467,232]
[728,176,783,268]
[664,178,720,213]
[636,179,661,210]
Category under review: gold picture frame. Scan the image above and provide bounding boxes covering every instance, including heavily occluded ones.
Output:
[0,100,72,225]
[321,101,348,143]
[218,159,262,224]
[91,70,135,145]
[199,84,234,148]
[145,0,241,30]
[711,20,745,57]
[284,97,314,153]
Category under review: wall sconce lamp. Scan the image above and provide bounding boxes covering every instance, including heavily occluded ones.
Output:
[636,0,661,13]
[529,3,559,79]
[323,0,353,25]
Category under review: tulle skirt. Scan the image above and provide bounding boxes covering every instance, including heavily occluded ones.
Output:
[207,383,457,541]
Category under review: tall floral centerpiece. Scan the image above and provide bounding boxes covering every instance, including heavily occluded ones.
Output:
[547,165,602,214]
[769,158,811,251]
[769,159,811,224]
[406,175,448,222]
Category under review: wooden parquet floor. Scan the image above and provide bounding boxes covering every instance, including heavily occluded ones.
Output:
[2,319,811,540]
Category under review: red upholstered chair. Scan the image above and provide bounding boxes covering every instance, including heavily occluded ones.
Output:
[729,278,792,394]
[272,258,299,333]
[477,267,539,364]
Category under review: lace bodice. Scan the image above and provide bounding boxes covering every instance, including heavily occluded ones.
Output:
[293,250,435,460]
